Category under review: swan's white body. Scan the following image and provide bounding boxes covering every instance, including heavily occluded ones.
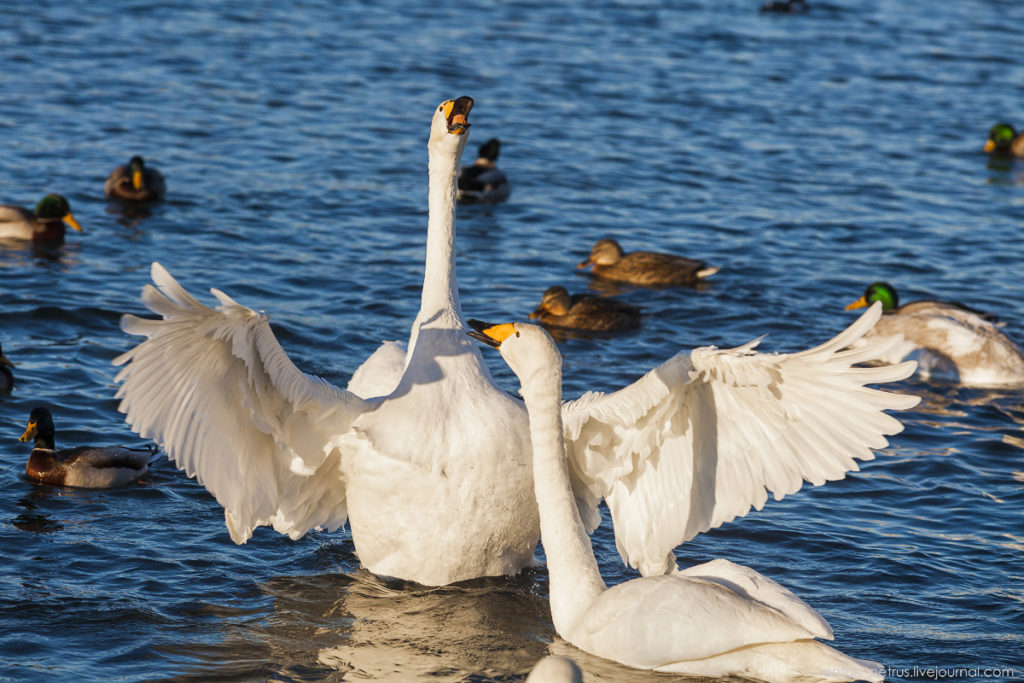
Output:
[850,302,1024,387]
[477,322,884,683]
[113,97,918,587]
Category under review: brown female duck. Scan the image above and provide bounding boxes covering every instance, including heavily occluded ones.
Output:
[104,155,166,202]
[18,407,152,488]
[529,285,641,332]
[0,194,83,242]
[578,238,718,287]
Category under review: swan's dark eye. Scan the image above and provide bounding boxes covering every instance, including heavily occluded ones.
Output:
[515,331,520,338]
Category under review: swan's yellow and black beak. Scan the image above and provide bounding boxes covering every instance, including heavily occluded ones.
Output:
[467,319,516,348]
[844,295,869,311]
[442,96,473,135]
[64,211,83,232]
[19,419,37,443]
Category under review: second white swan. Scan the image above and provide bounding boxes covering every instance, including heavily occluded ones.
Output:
[469,320,884,683]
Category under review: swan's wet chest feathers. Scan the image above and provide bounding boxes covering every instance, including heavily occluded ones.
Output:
[342,325,539,585]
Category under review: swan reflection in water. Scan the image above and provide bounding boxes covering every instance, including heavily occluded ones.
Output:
[163,562,693,682]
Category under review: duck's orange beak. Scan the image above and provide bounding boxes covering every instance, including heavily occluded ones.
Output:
[63,212,83,232]
[19,420,37,443]
[577,257,593,269]
[132,169,144,190]
[984,139,996,153]
[844,295,869,311]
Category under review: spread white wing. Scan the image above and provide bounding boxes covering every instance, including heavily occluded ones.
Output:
[113,263,371,543]
[561,302,919,575]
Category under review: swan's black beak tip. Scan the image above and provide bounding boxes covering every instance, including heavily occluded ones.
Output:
[467,319,501,347]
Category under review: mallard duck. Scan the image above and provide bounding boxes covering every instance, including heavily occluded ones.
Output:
[104,155,166,202]
[0,343,13,394]
[845,281,1024,387]
[984,123,1024,158]
[18,407,152,488]
[113,96,915,587]
[578,238,719,287]
[457,138,509,204]
[0,194,82,242]
[529,285,641,332]
[469,321,884,682]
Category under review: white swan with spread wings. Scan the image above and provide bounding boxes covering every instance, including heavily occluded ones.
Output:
[114,97,918,586]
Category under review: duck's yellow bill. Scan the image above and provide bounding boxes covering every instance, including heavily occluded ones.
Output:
[64,212,83,232]
[132,169,144,190]
[844,295,869,311]
[984,140,995,153]
[19,420,37,443]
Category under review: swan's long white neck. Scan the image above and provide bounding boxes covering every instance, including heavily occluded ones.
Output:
[417,137,465,327]
[519,358,607,635]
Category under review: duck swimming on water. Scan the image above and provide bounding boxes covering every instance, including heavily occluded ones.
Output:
[984,123,1024,158]
[0,194,83,243]
[104,156,166,202]
[845,281,1024,387]
[457,138,509,204]
[18,407,152,488]
[530,285,641,332]
[578,238,718,287]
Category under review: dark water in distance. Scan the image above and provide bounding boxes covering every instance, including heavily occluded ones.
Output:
[1,0,1023,681]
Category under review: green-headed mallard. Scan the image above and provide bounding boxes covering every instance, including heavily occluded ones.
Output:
[578,238,719,287]
[984,123,1024,158]
[457,138,509,204]
[846,281,1024,387]
[0,194,82,242]
[18,407,152,488]
[104,155,166,202]
[529,285,641,332]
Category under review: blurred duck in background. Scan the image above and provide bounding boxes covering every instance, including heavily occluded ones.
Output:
[578,238,718,287]
[457,138,509,204]
[104,155,166,202]
[0,194,82,243]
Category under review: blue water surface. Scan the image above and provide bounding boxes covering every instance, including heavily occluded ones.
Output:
[0,1,1022,681]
